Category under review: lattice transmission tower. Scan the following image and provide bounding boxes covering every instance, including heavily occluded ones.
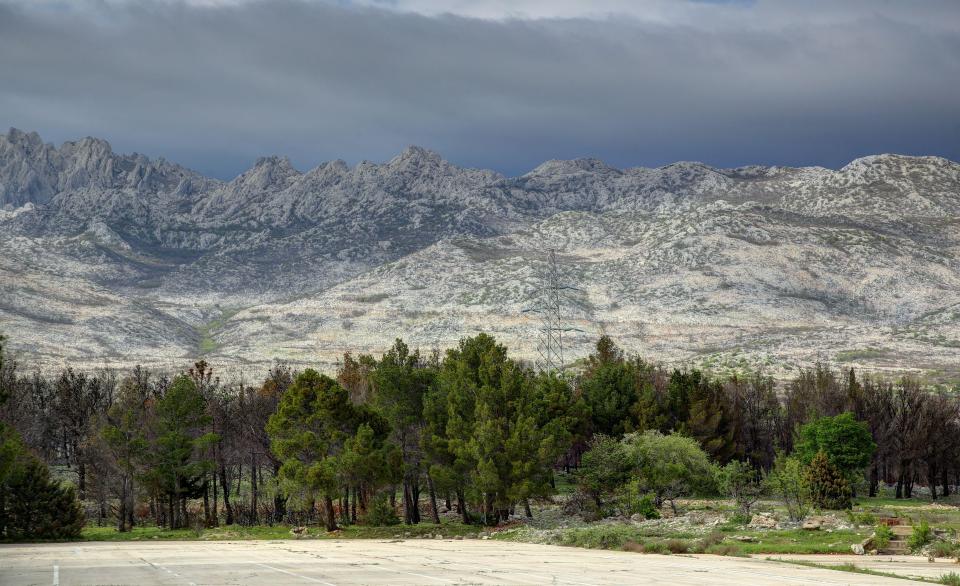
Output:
[523,249,583,372]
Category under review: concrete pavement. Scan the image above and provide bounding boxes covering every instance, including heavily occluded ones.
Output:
[763,553,959,582]
[0,539,919,585]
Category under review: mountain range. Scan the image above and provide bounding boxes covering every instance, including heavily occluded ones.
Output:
[1,128,959,382]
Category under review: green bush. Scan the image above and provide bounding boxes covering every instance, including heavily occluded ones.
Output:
[616,481,661,519]
[641,541,670,554]
[706,543,741,556]
[665,539,690,554]
[634,492,660,520]
[874,524,894,550]
[729,512,752,526]
[794,413,875,485]
[719,460,765,517]
[909,519,933,551]
[765,453,811,521]
[361,494,400,526]
[930,540,955,558]
[846,511,875,527]
[940,572,960,586]
[558,525,645,550]
[699,530,725,549]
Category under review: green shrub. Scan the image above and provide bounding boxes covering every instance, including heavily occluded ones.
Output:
[706,543,741,556]
[846,511,875,527]
[361,494,400,526]
[719,460,765,517]
[940,572,960,586]
[665,539,690,554]
[729,512,752,526]
[635,492,660,520]
[794,413,875,486]
[616,481,661,519]
[699,530,725,549]
[641,541,670,554]
[909,520,933,551]
[765,453,811,521]
[559,525,645,550]
[930,540,956,558]
[874,524,894,550]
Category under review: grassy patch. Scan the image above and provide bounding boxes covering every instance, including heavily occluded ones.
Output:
[836,347,887,362]
[725,529,866,555]
[80,518,481,542]
[195,308,240,355]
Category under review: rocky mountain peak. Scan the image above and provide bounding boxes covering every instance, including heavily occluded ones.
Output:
[385,145,453,176]
[4,127,46,151]
[526,157,621,178]
[235,156,300,189]
[396,144,442,162]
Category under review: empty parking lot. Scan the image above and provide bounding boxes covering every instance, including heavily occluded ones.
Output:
[0,539,916,585]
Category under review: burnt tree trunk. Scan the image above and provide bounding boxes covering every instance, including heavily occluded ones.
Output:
[426,471,441,525]
[323,496,337,532]
[219,461,233,525]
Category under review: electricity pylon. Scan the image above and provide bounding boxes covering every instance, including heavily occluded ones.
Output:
[523,249,583,372]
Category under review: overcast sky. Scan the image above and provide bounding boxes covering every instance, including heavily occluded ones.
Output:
[2,0,958,179]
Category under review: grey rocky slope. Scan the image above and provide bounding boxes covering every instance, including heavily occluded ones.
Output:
[1,129,958,380]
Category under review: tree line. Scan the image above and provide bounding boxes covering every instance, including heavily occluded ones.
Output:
[1,332,958,538]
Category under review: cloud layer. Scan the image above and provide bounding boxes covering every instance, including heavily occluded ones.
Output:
[2,0,958,178]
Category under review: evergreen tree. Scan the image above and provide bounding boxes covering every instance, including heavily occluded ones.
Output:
[0,433,84,539]
[579,338,642,436]
[143,375,218,529]
[339,421,400,524]
[682,378,736,463]
[806,450,852,510]
[0,337,84,540]
[268,370,391,531]
[425,334,568,525]
[370,339,435,524]
[100,383,149,532]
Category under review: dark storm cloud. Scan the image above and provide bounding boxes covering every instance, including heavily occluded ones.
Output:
[1,0,958,178]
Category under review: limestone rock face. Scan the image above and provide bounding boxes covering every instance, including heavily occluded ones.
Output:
[1,128,959,377]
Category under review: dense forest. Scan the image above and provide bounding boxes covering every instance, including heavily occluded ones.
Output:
[0,331,958,539]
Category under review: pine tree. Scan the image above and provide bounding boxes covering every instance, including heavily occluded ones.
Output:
[1,447,85,539]
[424,334,570,525]
[370,339,435,524]
[0,335,84,539]
[806,451,852,510]
[268,369,389,531]
[682,379,736,464]
[143,375,218,529]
